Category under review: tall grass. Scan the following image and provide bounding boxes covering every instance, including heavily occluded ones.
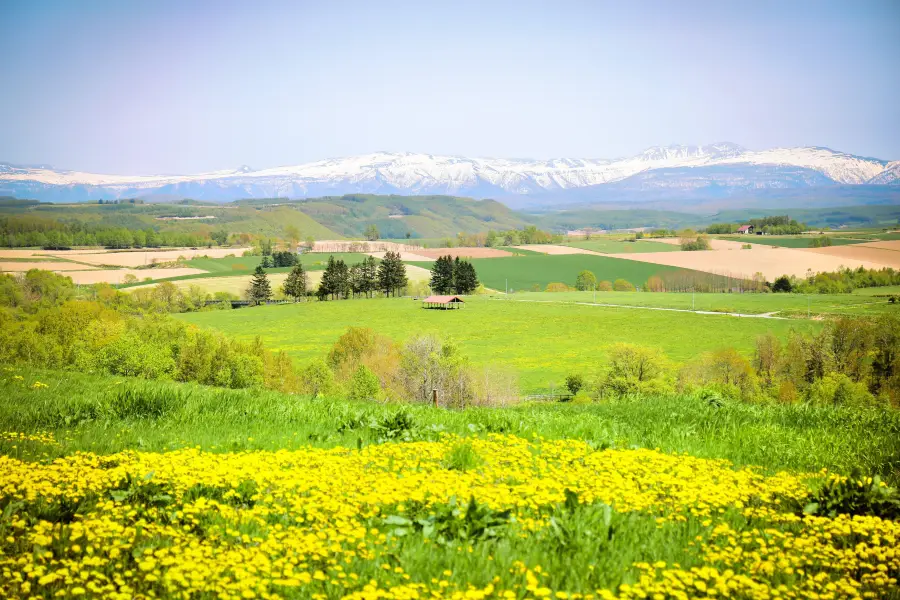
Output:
[2,366,898,482]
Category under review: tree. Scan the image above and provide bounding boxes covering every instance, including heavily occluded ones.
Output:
[565,374,584,395]
[211,229,229,246]
[247,265,272,305]
[772,275,792,293]
[283,263,307,301]
[284,225,301,248]
[430,256,455,294]
[364,224,380,241]
[453,259,479,294]
[485,230,498,248]
[575,270,597,291]
[378,251,407,297]
[361,255,379,297]
[260,255,272,269]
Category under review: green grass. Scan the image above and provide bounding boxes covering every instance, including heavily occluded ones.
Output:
[117,252,372,289]
[562,239,679,254]
[177,296,820,392]
[718,235,868,248]
[2,366,897,481]
[853,285,900,296]
[507,290,899,317]
[410,254,693,292]
[185,252,371,273]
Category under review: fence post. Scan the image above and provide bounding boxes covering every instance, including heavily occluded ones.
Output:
[432,388,438,408]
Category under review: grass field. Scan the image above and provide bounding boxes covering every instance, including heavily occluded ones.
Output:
[853,285,900,296]
[177,296,819,392]
[562,239,680,253]
[717,235,867,248]
[507,290,899,316]
[185,252,371,273]
[2,366,898,600]
[409,254,691,292]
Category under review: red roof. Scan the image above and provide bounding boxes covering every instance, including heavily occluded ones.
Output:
[737,225,752,233]
[423,295,464,303]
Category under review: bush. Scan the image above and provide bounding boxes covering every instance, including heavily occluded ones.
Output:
[597,280,613,292]
[612,279,635,292]
[545,282,570,293]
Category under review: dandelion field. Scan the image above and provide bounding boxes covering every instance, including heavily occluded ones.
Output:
[1,368,900,599]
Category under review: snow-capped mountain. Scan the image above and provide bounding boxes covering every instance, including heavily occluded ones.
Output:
[1,144,896,204]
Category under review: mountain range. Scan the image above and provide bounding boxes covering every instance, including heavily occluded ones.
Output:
[2,143,898,208]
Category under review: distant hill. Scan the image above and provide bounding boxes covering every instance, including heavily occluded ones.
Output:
[252,194,532,239]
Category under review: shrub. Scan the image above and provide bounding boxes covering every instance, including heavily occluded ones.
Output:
[570,390,593,404]
[597,280,613,292]
[612,279,635,292]
[348,365,381,401]
[545,282,570,293]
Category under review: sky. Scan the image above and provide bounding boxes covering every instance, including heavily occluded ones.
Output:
[0,0,898,174]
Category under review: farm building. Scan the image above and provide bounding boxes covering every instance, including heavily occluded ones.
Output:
[422,295,465,309]
[737,224,754,234]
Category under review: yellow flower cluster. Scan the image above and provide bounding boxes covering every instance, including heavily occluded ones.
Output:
[0,431,59,446]
[0,435,896,599]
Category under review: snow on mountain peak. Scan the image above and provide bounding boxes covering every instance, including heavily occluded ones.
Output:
[1,144,896,202]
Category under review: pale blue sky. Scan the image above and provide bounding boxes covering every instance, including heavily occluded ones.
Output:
[1,0,898,174]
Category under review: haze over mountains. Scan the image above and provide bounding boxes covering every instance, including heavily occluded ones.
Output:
[2,143,898,208]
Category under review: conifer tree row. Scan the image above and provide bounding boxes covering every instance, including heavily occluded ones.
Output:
[316,253,406,300]
[429,255,479,295]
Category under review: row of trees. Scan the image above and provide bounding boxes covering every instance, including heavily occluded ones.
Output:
[2,226,211,249]
[317,252,408,300]
[773,266,900,294]
[429,256,480,295]
[706,216,807,235]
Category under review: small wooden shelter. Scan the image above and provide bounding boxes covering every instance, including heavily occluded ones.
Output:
[422,295,465,310]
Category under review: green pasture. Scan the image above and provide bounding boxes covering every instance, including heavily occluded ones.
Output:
[186,252,371,273]
[507,290,899,317]
[717,235,866,248]
[409,254,689,292]
[853,285,900,296]
[177,296,820,392]
[562,239,679,254]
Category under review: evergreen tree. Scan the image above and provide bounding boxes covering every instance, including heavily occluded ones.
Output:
[319,255,337,300]
[453,260,479,294]
[378,251,407,297]
[430,255,454,294]
[361,255,379,297]
[333,259,350,299]
[283,263,308,301]
[247,265,272,305]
